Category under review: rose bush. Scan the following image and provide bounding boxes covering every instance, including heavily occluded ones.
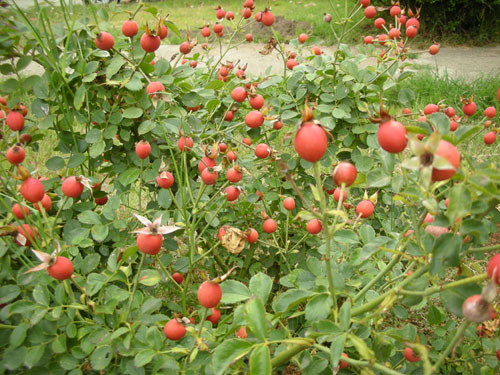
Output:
[0,0,500,374]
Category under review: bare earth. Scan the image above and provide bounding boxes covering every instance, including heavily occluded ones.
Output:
[14,43,500,79]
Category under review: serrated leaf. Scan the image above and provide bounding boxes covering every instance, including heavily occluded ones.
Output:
[33,284,50,306]
[123,107,143,119]
[135,349,156,367]
[305,293,331,321]
[89,139,105,159]
[90,345,113,370]
[74,84,85,110]
[249,273,272,304]
[138,120,156,135]
[339,299,351,331]
[77,211,101,225]
[250,345,271,375]
[330,334,346,367]
[212,339,253,374]
[221,280,251,304]
[46,156,65,171]
[245,297,267,341]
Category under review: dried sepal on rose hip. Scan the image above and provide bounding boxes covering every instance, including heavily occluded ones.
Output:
[25,245,74,281]
[132,214,181,255]
[462,281,497,323]
[220,226,246,254]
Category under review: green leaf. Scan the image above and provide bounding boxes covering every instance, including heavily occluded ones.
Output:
[89,139,106,159]
[77,211,102,225]
[85,128,102,143]
[90,345,113,371]
[398,88,415,107]
[91,224,109,242]
[86,273,107,296]
[250,345,271,375]
[106,57,126,79]
[334,229,358,244]
[249,273,273,304]
[441,281,481,317]
[135,349,156,367]
[447,184,471,223]
[10,323,29,348]
[123,107,143,119]
[46,156,65,171]
[0,285,20,304]
[430,233,462,276]
[68,153,86,168]
[24,346,44,368]
[245,297,267,341]
[181,92,201,107]
[428,305,443,325]
[138,120,157,135]
[119,168,141,186]
[80,253,101,275]
[349,334,374,360]
[305,293,331,321]
[221,280,251,304]
[33,284,50,306]
[206,80,224,90]
[138,270,161,286]
[428,112,450,134]
[74,84,86,110]
[330,334,346,367]
[339,299,351,331]
[273,289,313,313]
[212,339,253,374]
[158,189,172,209]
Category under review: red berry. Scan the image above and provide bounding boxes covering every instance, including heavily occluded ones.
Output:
[17,224,38,246]
[364,35,374,44]
[245,33,253,42]
[286,58,298,70]
[216,8,225,19]
[164,319,186,340]
[197,281,222,308]
[95,32,115,50]
[360,0,370,7]
[12,203,29,219]
[146,81,165,98]
[242,138,252,146]
[273,121,283,130]
[283,197,295,211]
[122,20,138,37]
[172,272,183,284]
[62,176,84,198]
[406,17,420,30]
[159,25,168,40]
[225,111,234,121]
[140,33,161,53]
[48,256,74,280]
[390,5,401,17]
[261,11,274,26]
[374,18,385,29]
[484,107,496,119]
[487,253,500,284]
[227,167,243,183]
[20,133,32,144]
[206,308,221,325]
[135,140,151,159]
[231,87,247,102]
[356,200,374,218]
[6,145,25,165]
[227,151,238,162]
[137,233,163,255]
[246,228,259,243]
[450,120,458,131]
[255,143,271,159]
[333,162,357,187]
[226,11,234,20]
[333,188,348,202]
[445,107,456,117]
[406,26,417,38]
[429,44,439,55]
[311,47,321,55]
[294,122,328,162]
[198,156,217,173]
[431,140,460,181]
[213,23,223,34]
[219,143,227,153]
[249,94,264,110]
[245,111,264,128]
[156,172,174,189]
[20,177,45,203]
[242,7,252,19]
[237,327,247,338]
[496,348,500,361]
[178,136,194,151]
[202,26,211,37]
[306,219,322,234]
[462,102,477,116]
[484,132,496,145]
[225,186,240,201]
[339,353,349,369]
[403,347,420,362]
[263,218,277,234]
[298,33,308,43]
[201,168,218,185]
[462,294,491,323]
[364,6,376,18]
[6,111,24,131]
[94,195,108,206]
[389,28,401,39]
[179,41,191,54]
[377,120,407,153]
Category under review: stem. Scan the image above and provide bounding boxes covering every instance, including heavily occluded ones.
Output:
[313,162,338,321]
[123,253,145,322]
[50,196,69,233]
[239,245,256,278]
[467,243,500,253]
[399,273,487,297]
[353,254,402,302]
[155,255,183,291]
[271,339,314,367]
[431,321,470,372]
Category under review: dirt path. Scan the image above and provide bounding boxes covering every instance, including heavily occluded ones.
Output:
[14,43,500,79]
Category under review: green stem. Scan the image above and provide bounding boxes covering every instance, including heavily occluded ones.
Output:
[399,273,487,297]
[123,253,145,322]
[271,339,314,367]
[431,321,470,372]
[313,162,338,321]
[353,254,402,302]
[467,243,500,253]
[155,255,183,291]
[239,244,257,279]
